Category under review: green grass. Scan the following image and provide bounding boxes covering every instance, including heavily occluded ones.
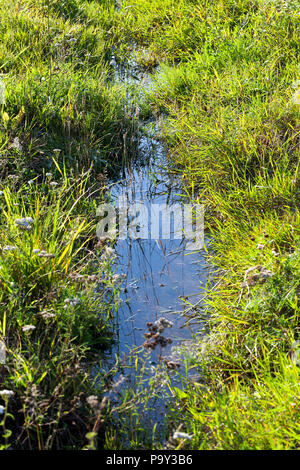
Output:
[168,356,300,449]
[109,0,300,450]
[1,0,300,450]
[0,166,122,449]
[0,0,135,176]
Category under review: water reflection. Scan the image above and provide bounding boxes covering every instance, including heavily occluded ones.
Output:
[110,132,210,363]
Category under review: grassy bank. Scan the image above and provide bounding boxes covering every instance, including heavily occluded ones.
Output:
[0,0,130,449]
[110,0,300,449]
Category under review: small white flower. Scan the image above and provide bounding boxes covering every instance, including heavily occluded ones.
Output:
[28,180,34,185]
[0,390,14,399]
[41,312,55,319]
[86,395,98,407]
[32,248,40,254]
[37,250,54,258]
[50,181,58,187]
[10,137,22,152]
[22,325,36,332]
[14,217,34,230]
[173,431,193,441]
[3,245,17,252]
[45,172,52,178]
[0,405,4,414]
[38,250,47,257]
[64,297,80,306]
[0,191,4,196]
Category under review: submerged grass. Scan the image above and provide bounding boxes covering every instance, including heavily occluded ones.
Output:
[109,0,300,450]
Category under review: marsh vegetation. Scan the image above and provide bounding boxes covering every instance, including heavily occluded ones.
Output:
[0,0,299,450]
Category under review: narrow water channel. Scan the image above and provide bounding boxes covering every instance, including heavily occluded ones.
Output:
[101,63,211,439]
[111,132,209,362]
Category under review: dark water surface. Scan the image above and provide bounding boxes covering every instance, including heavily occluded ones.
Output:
[99,64,211,440]
[107,61,211,365]
[111,133,210,362]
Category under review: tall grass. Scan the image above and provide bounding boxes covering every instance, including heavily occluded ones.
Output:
[0,0,135,176]
[0,0,130,449]
[0,166,121,449]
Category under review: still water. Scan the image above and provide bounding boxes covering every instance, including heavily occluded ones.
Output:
[111,132,210,363]
[99,64,211,441]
